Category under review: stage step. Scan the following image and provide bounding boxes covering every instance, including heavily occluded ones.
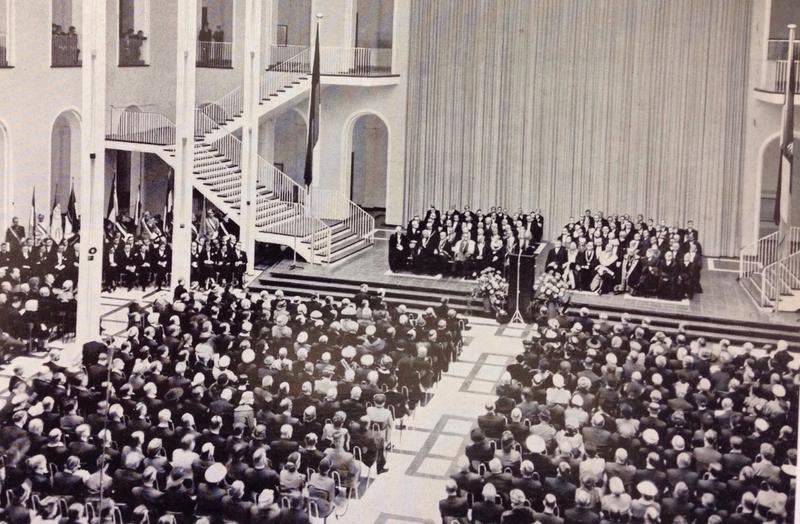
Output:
[251,271,800,351]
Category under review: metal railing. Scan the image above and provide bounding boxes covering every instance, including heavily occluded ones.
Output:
[0,34,8,67]
[761,228,800,305]
[319,46,392,76]
[197,41,233,68]
[309,188,375,251]
[52,33,81,67]
[196,47,309,128]
[740,230,780,281]
[259,47,312,100]
[106,108,176,145]
[763,60,800,94]
[269,44,306,68]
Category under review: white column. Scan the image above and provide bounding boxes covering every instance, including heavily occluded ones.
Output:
[171,0,198,288]
[75,0,106,344]
[240,0,268,274]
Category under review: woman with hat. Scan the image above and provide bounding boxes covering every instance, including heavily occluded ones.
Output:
[197,462,229,514]
[500,489,536,524]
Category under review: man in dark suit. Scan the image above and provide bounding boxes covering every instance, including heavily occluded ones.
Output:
[388,226,407,272]
[545,239,568,274]
[438,480,469,523]
[5,216,25,251]
[615,244,643,295]
[477,402,506,440]
[575,242,598,290]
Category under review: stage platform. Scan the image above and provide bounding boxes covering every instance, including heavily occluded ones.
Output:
[252,237,800,351]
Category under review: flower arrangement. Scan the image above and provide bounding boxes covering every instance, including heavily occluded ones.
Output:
[472,268,509,314]
[533,271,571,310]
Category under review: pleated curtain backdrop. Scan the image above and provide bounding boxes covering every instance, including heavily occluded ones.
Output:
[403,0,751,256]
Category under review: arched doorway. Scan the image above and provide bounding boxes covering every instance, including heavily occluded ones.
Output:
[274,109,307,185]
[757,132,800,239]
[0,121,9,228]
[50,110,81,209]
[349,113,388,213]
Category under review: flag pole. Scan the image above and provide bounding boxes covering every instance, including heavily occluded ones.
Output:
[774,24,796,314]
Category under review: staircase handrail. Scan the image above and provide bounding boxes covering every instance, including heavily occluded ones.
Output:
[309,188,375,249]
[259,47,311,101]
[739,230,779,280]
[196,46,311,127]
[760,227,800,308]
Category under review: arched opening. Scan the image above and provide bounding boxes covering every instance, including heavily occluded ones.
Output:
[349,113,388,213]
[0,121,9,228]
[50,110,81,209]
[273,109,307,185]
[757,132,800,238]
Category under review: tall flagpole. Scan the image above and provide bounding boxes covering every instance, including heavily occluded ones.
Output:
[307,14,323,267]
[774,25,796,313]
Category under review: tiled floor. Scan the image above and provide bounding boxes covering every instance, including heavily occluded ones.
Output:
[333,320,523,523]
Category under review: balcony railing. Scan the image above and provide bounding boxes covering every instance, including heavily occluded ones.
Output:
[269,45,393,76]
[52,33,81,67]
[119,34,148,66]
[106,108,176,146]
[763,59,800,95]
[0,34,8,67]
[320,46,392,76]
[197,41,233,68]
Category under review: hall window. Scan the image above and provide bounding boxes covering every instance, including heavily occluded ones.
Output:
[0,0,9,67]
[197,0,234,68]
[118,0,150,66]
[51,0,82,67]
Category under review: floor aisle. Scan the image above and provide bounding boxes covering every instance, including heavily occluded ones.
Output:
[336,318,526,524]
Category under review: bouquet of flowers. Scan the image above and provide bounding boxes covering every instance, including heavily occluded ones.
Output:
[533,271,571,310]
[472,268,509,314]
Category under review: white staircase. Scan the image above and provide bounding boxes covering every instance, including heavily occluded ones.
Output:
[739,227,800,311]
[104,50,375,265]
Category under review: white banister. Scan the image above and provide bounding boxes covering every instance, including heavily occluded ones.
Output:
[319,46,392,76]
[764,60,800,94]
[269,45,306,68]
[106,108,176,145]
[197,41,233,68]
[309,188,375,251]
[741,226,800,307]
[52,33,81,66]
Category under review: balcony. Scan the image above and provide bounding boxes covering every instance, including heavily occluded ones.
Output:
[197,41,232,68]
[756,40,800,103]
[51,33,81,67]
[268,45,394,77]
[0,33,8,67]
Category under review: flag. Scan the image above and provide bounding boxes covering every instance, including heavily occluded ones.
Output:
[50,203,64,244]
[303,24,321,188]
[64,183,78,239]
[107,172,119,222]
[163,173,173,235]
[133,172,143,234]
[29,188,36,241]
[773,36,796,228]
[106,172,129,239]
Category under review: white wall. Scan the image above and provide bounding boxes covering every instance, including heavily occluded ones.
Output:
[276,0,311,46]
[273,109,306,185]
[0,0,81,228]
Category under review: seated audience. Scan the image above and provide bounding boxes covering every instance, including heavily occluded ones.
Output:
[438,307,796,523]
[0,282,465,523]
[389,205,544,278]
[1,216,79,349]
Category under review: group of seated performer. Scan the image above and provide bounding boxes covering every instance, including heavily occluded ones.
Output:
[545,210,702,300]
[1,216,80,350]
[103,215,173,293]
[0,282,465,523]
[440,311,796,523]
[388,205,544,277]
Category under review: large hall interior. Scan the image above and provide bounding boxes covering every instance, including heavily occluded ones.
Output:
[1,0,800,522]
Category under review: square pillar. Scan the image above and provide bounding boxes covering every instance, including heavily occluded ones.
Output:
[75,0,107,343]
[171,0,198,288]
